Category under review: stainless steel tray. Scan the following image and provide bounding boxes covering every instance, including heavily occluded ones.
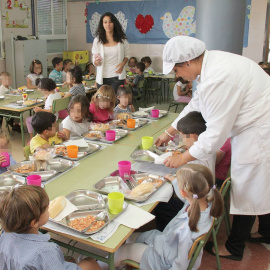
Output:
[84,129,129,144]
[8,158,74,182]
[93,170,165,202]
[0,173,25,193]
[147,110,169,120]
[50,201,128,235]
[66,189,106,210]
[109,119,149,131]
[54,143,101,161]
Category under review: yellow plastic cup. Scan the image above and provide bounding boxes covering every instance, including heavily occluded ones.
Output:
[141,136,154,150]
[108,192,124,214]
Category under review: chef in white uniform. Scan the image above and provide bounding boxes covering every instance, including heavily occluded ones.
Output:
[155,36,270,261]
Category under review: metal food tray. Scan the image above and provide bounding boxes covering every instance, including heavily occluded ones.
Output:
[8,158,74,182]
[132,112,149,118]
[147,110,169,120]
[84,129,129,144]
[66,189,106,210]
[109,119,149,131]
[93,170,165,202]
[49,201,128,235]
[54,143,101,161]
[0,172,25,193]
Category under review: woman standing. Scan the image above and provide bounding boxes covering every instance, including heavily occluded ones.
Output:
[92,12,130,92]
[156,36,270,261]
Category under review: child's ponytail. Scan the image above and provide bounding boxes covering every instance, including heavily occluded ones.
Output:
[188,194,201,232]
[209,185,224,218]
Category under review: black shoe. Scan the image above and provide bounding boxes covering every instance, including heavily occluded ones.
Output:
[12,124,21,133]
[247,235,270,244]
[205,242,243,261]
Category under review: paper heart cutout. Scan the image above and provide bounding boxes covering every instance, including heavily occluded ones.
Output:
[135,14,154,34]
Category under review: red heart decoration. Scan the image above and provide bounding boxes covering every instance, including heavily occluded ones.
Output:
[135,14,154,34]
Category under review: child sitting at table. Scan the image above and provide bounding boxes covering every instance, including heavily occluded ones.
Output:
[64,66,86,97]
[49,57,63,84]
[127,57,137,73]
[156,111,216,231]
[26,60,44,89]
[89,85,116,123]
[62,59,73,83]
[101,164,223,270]
[173,77,192,102]
[0,131,16,174]
[141,56,154,74]
[126,62,145,96]
[0,185,101,270]
[26,78,61,140]
[30,111,65,153]
[0,72,16,95]
[62,95,93,140]
[114,85,135,115]
[83,62,95,76]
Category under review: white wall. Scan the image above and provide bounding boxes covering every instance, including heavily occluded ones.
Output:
[67,0,268,72]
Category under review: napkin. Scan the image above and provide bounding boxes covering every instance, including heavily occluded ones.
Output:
[133,182,173,207]
[63,139,89,148]
[114,204,155,229]
[139,106,155,112]
[132,162,177,176]
[154,152,172,165]
[53,199,78,222]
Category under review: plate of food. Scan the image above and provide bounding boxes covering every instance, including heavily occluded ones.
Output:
[25,89,34,93]
[90,123,110,132]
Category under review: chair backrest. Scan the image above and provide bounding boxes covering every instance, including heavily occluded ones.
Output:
[220,177,231,199]
[169,82,176,92]
[188,233,208,260]
[23,145,31,160]
[138,79,145,90]
[52,96,71,114]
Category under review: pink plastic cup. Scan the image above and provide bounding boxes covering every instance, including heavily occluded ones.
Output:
[106,130,116,141]
[151,109,159,118]
[27,175,42,186]
[0,152,10,167]
[118,161,131,177]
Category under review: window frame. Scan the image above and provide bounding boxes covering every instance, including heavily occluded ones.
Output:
[0,9,3,59]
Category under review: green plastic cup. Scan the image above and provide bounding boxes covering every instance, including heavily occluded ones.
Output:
[141,136,154,150]
[108,192,124,214]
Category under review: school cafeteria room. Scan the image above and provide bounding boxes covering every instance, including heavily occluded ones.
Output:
[0,0,270,269]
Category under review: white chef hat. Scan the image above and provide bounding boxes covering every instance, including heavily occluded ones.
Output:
[163,36,206,74]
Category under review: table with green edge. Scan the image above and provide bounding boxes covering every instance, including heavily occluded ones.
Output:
[0,91,44,147]
[42,112,178,270]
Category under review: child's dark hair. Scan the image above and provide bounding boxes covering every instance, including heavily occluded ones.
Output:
[68,94,93,122]
[263,67,270,76]
[96,12,127,44]
[29,59,43,74]
[84,62,94,73]
[136,62,145,73]
[128,57,137,66]
[141,56,152,64]
[258,61,264,66]
[63,59,72,70]
[175,76,190,84]
[52,57,63,68]
[32,112,56,134]
[177,112,206,135]
[0,185,49,233]
[68,66,83,84]
[177,164,224,232]
[117,85,132,97]
[36,78,56,91]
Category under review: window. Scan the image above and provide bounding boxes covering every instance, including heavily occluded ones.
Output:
[0,12,3,59]
[37,0,67,53]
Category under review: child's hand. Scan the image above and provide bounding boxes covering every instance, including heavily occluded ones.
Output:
[0,155,6,165]
[57,131,66,140]
[42,143,51,149]
[33,106,42,113]
[164,174,176,182]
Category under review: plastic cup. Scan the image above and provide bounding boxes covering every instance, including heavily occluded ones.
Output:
[67,145,78,158]
[141,136,154,150]
[106,130,116,141]
[148,70,153,75]
[22,93,28,101]
[127,119,136,129]
[118,160,131,177]
[27,175,42,186]
[108,192,124,214]
[0,152,10,167]
[151,109,159,118]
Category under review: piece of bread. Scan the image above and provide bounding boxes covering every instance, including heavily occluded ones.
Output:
[34,149,50,160]
[23,100,35,106]
[130,182,155,197]
[49,196,67,219]
[116,113,131,121]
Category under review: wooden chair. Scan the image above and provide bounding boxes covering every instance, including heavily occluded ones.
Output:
[23,145,31,160]
[132,79,146,109]
[51,96,71,123]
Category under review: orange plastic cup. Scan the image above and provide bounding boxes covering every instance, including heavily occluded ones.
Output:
[67,145,78,158]
[127,119,136,129]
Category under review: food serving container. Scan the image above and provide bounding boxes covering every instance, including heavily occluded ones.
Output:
[0,172,25,193]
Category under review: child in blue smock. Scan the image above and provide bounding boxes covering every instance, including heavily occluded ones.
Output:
[108,164,224,270]
[0,185,101,270]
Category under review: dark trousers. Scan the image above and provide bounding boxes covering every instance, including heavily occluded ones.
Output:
[226,213,270,257]
[154,193,185,231]
[97,77,125,93]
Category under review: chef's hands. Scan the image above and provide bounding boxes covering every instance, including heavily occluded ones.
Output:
[155,133,171,147]
[164,155,184,168]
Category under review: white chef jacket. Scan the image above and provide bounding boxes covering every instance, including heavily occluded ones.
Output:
[172,50,270,215]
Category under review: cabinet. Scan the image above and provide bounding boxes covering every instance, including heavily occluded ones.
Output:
[5,40,47,88]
